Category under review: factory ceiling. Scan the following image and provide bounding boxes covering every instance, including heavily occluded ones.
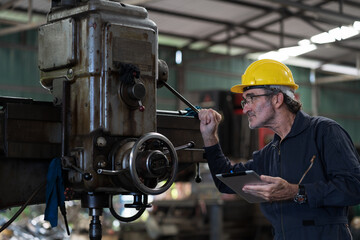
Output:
[0,0,359,80]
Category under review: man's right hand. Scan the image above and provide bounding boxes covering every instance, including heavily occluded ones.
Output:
[198,109,222,147]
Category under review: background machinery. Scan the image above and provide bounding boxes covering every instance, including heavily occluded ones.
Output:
[0,1,204,239]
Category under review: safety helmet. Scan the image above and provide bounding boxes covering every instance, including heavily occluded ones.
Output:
[231,59,299,93]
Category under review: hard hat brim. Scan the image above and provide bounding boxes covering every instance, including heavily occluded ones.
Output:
[231,83,299,94]
[230,84,244,93]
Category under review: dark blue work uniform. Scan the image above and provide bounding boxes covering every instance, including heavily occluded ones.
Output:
[205,111,360,239]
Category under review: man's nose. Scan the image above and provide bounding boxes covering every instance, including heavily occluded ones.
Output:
[242,103,251,114]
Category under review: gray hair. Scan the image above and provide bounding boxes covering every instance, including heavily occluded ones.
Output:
[268,85,295,100]
[266,85,302,113]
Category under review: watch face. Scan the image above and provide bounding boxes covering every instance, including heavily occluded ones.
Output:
[294,194,307,204]
[294,185,307,204]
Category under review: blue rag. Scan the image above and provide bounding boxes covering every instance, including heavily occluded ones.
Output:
[185,106,201,117]
[44,158,65,227]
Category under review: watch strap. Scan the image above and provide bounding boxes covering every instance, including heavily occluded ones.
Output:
[294,184,307,204]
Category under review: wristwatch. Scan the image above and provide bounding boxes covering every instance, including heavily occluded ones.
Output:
[294,184,307,204]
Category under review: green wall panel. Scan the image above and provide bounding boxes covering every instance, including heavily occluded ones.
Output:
[185,70,238,91]
[157,46,177,110]
[0,29,52,101]
[296,85,312,114]
[0,48,51,101]
[317,82,360,144]
[1,30,359,145]
[319,85,360,116]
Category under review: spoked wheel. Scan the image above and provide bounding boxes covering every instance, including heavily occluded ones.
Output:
[128,132,178,195]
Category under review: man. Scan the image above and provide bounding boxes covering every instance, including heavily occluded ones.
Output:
[199,59,360,239]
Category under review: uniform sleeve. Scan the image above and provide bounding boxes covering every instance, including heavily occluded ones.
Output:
[204,143,254,194]
[305,123,360,208]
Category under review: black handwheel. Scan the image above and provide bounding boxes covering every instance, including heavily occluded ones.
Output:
[129,132,178,195]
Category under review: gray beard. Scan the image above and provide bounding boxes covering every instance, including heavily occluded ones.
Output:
[247,101,276,129]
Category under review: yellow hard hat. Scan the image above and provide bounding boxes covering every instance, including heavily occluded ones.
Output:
[231,59,299,93]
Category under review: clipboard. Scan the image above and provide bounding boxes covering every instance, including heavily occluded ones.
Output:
[216,170,268,203]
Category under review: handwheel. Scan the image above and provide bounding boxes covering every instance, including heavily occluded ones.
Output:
[129,132,178,195]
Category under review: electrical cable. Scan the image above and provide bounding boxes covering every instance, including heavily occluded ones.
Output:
[0,182,46,233]
[59,202,70,235]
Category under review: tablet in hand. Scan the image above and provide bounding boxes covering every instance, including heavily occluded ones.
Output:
[216,170,268,203]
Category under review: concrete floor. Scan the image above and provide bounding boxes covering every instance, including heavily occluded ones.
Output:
[70,234,119,240]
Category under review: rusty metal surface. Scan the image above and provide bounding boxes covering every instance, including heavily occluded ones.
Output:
[103,23,157,136]
[39,2,158,136]
[38,1,160,192]
[0,1,204,211]
[38,18,75,72]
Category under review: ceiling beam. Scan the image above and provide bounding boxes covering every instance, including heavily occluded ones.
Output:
[0,21,43,36]
[267,0,359,25]
[0,0,22,10]
[203,0,360,59]
[245,33,278,49]
[198,0,331,51]
[316,75,359,85]
[146,1,360,60]
[342,0,360,9]
[159,31,262,52]
[0,18,23,25]
[144,6,235,27]
[158,29,359,68]
[297,17,329,33]
[145,7,307,44]
[0,40,37,51]
[182,7,271,50]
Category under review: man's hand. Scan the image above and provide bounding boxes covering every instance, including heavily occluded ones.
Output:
[198,109,222,147]
[242,175,298,202]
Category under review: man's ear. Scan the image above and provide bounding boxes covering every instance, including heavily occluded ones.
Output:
[273,92,284,109]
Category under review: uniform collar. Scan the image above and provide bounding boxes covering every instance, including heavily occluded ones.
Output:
[273,110,311,142]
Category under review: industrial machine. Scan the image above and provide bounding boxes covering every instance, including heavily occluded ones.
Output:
[0,1,204,239]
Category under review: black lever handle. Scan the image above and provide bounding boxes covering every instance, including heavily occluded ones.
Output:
[174,141,195,151]
[195,162,202,183]
[161,81,199,116]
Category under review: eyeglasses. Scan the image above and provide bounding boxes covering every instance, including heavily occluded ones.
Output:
[241,93,273,108]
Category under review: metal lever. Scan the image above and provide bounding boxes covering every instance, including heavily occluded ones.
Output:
[195,162,202,183]
[163,141,195,155]
[138,100,145,112]
[174,141,195,151]
[161,81,199,115]
[62,156,93,180]
[97,169,126,175]
[70,164,92,181]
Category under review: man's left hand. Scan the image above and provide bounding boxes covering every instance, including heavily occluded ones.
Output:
[242,175,298,202]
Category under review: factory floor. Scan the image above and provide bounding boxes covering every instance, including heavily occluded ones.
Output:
[70,234,118,240]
